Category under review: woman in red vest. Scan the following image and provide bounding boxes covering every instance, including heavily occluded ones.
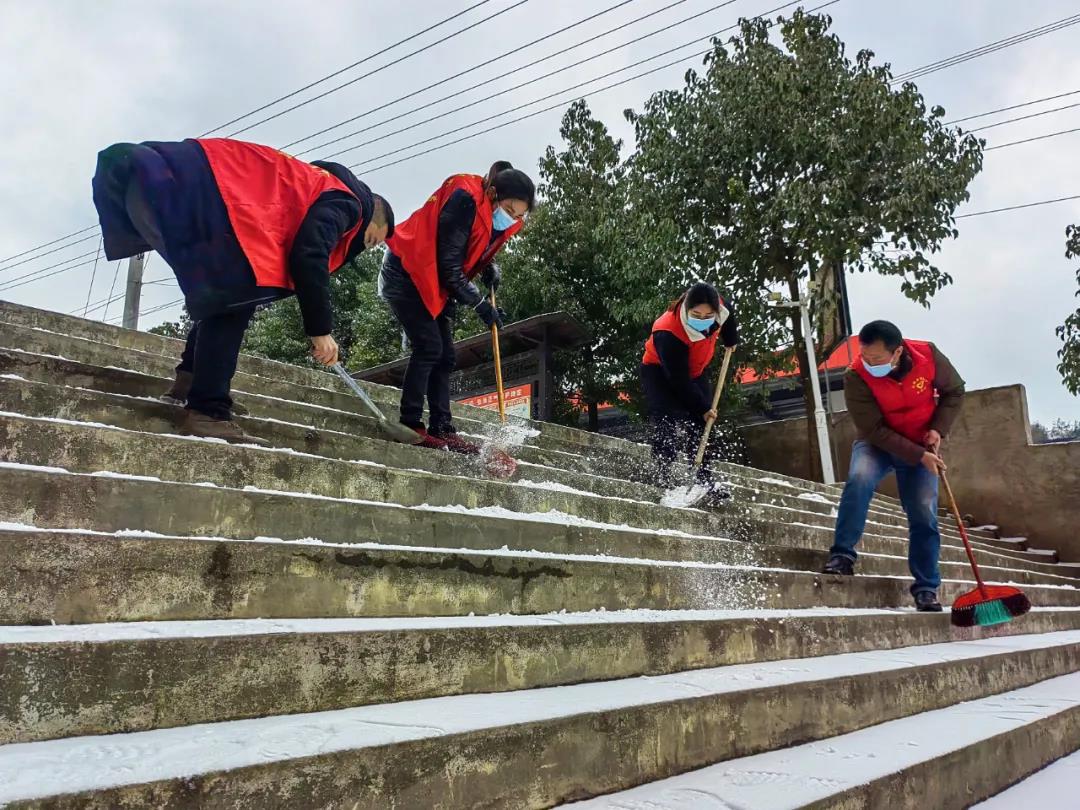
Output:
[92,138,394,444]
[380,162,535,451]
[640,282,739,492]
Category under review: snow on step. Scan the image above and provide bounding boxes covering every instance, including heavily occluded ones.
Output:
[1,632,1079,802]
[0,607,905,645]
[974,747,1080,808]
[563,671,1080,809]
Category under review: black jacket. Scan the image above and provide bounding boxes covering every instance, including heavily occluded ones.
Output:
[380,189,499,315]
[92,141,373,336]
[641,302,740,416]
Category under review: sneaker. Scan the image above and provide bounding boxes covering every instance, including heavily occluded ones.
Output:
[181,410,270,447]
[409,426,449,451]
[822,555,855,576]
[161,370,248,415]
[914,591,943,612]
[430,427,481,456]
[702,480,732,506]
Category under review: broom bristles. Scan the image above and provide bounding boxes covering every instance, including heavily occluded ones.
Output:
[950,585,1032,628]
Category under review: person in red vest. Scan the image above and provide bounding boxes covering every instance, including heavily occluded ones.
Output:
[823,320,965,612]
[91,138,394,444]
[640,282,739,496]
[379,161,535,451]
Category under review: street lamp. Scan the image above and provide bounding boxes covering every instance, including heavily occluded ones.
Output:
[768,285,836,485]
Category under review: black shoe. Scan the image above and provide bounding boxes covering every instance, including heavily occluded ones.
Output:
[823,555,854,576]
[914,591,943,612]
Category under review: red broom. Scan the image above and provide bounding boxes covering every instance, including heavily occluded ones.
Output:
[941,471,1031,628]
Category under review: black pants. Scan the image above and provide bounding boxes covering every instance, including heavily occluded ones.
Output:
[124,176,255,421]
[387,292,456,431]
[177,306,256,419]
[640,364,720,485]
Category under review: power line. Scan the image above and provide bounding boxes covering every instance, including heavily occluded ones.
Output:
[946,88,1080,125]
[0,256,99,293]
[0,224,99,267]
[892,13,1080,84]
[283,0,645,150]
[102,260,123,323]
[985,125,1080,151]
[956,194,1080,219]
[349,0,838,174]
[295,0,708,156]
[0,250,99,291]
[198,0,496,137]
[969,100,1080,133]
[0,232,99,273]
[81,237,103,317]
[226,0,534,138]
[309,0,740,160]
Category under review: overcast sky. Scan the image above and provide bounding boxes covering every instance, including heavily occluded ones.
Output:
[2,0,1079,424]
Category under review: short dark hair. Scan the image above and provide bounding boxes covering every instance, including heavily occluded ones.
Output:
[859,320,903,352]
[372,195,395,239]
[490,165,536,211]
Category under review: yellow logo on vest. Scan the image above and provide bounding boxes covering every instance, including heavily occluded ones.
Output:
[911,376,930,394]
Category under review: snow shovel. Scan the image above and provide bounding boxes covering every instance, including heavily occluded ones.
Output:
[479,291,518,479]
[331,362,424,445]
[660,345,735,508]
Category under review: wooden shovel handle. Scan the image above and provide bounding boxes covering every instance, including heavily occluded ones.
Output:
[693,346,735,467]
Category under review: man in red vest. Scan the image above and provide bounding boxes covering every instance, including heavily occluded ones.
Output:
[92,138,394,444]
[823,320,965,611]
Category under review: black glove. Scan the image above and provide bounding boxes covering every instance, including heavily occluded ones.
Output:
[474,299,505,329]
[480,262,501,292]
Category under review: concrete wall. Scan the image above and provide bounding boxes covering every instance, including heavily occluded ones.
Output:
[740,385,1080,561]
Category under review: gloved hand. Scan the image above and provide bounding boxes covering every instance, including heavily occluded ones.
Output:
[480,262,501,292]
[474,299,505,329]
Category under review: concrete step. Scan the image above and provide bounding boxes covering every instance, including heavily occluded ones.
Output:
[4,525,1079,626]
[0,326,1006,540]
[3,463,1074,593]
[0,345,942,531]
[0,315,643,460]
[571,669,1080,810]
[8,608,1080,745]
[0,405,1016,566]
[2,631,1078,807]
[975,746,1080,809]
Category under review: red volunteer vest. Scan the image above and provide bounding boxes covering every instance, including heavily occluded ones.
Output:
[853,339,938,442]
[386,174,523,318]
[641,307,720,378]
[198,138,363,289]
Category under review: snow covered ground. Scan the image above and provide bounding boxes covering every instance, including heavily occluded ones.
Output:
[0,632,1077,802]
[563,671,1080,809]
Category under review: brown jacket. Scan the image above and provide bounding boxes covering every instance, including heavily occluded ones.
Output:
[843,343,965,465]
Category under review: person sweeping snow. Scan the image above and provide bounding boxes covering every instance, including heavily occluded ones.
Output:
[822,320,965,612]
[379,162,535,452]
[92,138,394,445]
[640,282,739,502]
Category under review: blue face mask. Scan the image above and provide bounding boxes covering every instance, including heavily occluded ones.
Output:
[687,315,716,333]
[492,206,516,231]
[865,361,894,378]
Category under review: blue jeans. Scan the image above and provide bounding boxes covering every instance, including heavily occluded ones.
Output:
[830,440,941,595]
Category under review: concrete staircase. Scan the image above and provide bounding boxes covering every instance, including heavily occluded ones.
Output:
[0,299,1078,808]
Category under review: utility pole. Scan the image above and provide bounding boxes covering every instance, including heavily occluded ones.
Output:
[121,252,146,330]
[769,284,836,484]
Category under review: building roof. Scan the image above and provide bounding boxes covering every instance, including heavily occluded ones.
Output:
[737,335,860,385]
[352,311,590,387]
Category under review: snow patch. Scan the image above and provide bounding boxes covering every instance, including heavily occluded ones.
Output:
[2,633,1078,803]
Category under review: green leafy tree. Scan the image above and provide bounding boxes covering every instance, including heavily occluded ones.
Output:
[241,249,403,369]
[1058,225,1080,395]
[148,309,192,339]
[498,101,653,429]
[622,10,983,476]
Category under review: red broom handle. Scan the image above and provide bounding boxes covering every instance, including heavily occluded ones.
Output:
[940,471,988,597]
